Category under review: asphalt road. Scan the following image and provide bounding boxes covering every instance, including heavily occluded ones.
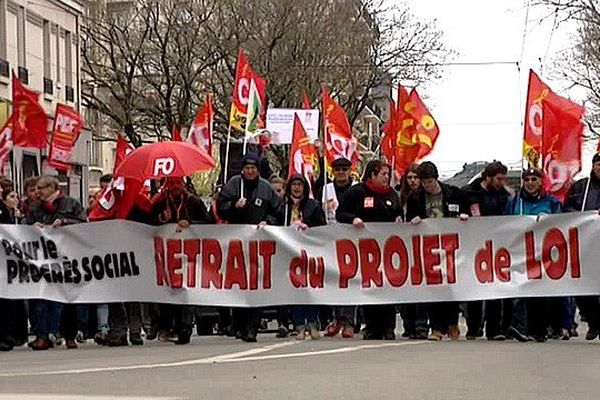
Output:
[0,326,599,400]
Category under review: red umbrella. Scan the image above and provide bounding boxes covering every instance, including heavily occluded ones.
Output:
[114,141,215,181]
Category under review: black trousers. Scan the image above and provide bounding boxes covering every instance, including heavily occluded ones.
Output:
[158,304,194,335]
[428,302,459,333]
[363,305,396,336]
[232,307,260,337]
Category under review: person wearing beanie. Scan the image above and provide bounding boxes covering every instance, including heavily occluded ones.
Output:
[505,167,564,343]
[216,152,280,342]
[406,161,470,342]
[275,174,326,340]
[564,154,600,342]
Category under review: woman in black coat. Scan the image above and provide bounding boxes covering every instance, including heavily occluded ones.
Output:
[336,160,402,340]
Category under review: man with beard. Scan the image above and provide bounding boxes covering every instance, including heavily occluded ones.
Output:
[217,152,279,342]
[463,161,511,340]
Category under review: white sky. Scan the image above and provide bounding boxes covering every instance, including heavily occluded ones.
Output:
[402,0,593,178]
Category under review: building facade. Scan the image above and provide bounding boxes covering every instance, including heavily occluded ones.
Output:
[0,0,89,202]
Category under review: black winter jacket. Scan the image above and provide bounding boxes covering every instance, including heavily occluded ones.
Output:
[26,195,87,226]
[462,178,510,216]
[564,173,600,212]
[336,183,402,223]
[275,174,326,227]
[406,182,469,221]
[216,175,279,225]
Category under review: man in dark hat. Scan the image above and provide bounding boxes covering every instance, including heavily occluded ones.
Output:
[216,152,280,342]
[565,154,600,341]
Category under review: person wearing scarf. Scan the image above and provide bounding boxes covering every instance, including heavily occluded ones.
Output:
[148,177,211,345]
[26,176,87,351]
[336,160,402,340]
[505,168,566,343]
[275,174,326,340]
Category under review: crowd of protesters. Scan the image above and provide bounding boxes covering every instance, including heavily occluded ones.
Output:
[1,148,600,352]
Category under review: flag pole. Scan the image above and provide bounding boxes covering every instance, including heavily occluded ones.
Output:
[223,123,233,184]
[581,174,592,212]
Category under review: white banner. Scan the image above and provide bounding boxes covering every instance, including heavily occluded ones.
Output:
[266,108,320,144]
[1,212,599,306]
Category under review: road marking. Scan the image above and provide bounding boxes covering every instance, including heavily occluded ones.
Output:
[0,341,297,378]
[0,396,179,400]
[0,340,427,378]
[217,340,427,363]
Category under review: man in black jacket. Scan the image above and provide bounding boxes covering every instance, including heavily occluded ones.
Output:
[27,176,87,350]
[406,162,470,341]
[217,152,279,342]
[564,153,600,340]
[462,161,511,340]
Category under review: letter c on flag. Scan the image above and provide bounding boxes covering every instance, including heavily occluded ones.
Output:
[238,78,250,106]
[154,157,175,176]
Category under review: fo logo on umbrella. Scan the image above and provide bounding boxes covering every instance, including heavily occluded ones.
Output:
[153,157,175,176]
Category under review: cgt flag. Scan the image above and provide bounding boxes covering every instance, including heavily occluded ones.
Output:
[541,98,585,203]
[322,87,359,173]
[188,92,214,157]
[289,114,319,197]
[523,70,582,168]
[11,73,49,149]
[48,104,84,172]
[229,49,267,132]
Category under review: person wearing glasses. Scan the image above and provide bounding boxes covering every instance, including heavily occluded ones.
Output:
[505,168,562,342]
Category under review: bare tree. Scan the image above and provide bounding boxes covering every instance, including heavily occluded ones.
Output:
[83,0,451,146]
[538,0,600,138]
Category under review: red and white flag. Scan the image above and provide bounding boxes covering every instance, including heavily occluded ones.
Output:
[11,73,49,149]
[48,104,84,172]
[289,114,319,197]
[0,116,13,172]
[187,92,214,156]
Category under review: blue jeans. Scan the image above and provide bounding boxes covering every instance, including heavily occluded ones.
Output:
[293,305,320,330]
[97,304,109,333]
[32,300,63,338]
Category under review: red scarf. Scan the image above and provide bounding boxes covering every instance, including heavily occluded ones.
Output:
[365,180,392,196]
[41,192,62,213]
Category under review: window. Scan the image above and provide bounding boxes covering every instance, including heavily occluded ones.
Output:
[55,25,60,83]
[65,30,72,87]
[43,20,51,79]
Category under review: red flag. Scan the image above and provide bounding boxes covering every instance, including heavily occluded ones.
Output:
[48,104,84,172]
[11,73,48,149]
[0,115,14,171]
[382,87,438,176]
[302,90,311,110]
[188,92,214,157]
[289,114,319,197]
[171,125,182,142]
[523,70,581,167]
[229,49,267,132]
[541,97,585,202]
[322,87,359,171]
[88,134,139,221]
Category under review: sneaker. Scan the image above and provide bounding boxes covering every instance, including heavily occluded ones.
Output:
[0,341,14,351]
[157,331,173,342]
[341,326,354,339]
[466,335,477,340]
[448,325,460,340]
[75,330,86,344]
[569,328,579,338]
[276,326,289,338]
[488,334,506,341]
[66,339,78,349]
[107,335,128,347]
[324,321,341,337]
[30,337,50,351]
[585,327,599,340]
[508,326,529,343]
[295,329,307,341]
[94,331,108,346]
[174,331,191,345]
[560,329,570,341]
[309,326,320,340]
[383,328,395,341]
[415,332,429,340]
[428,330,444,341]
[49,332,63,347]
[129,333,144,346]
[533,335,547,343]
